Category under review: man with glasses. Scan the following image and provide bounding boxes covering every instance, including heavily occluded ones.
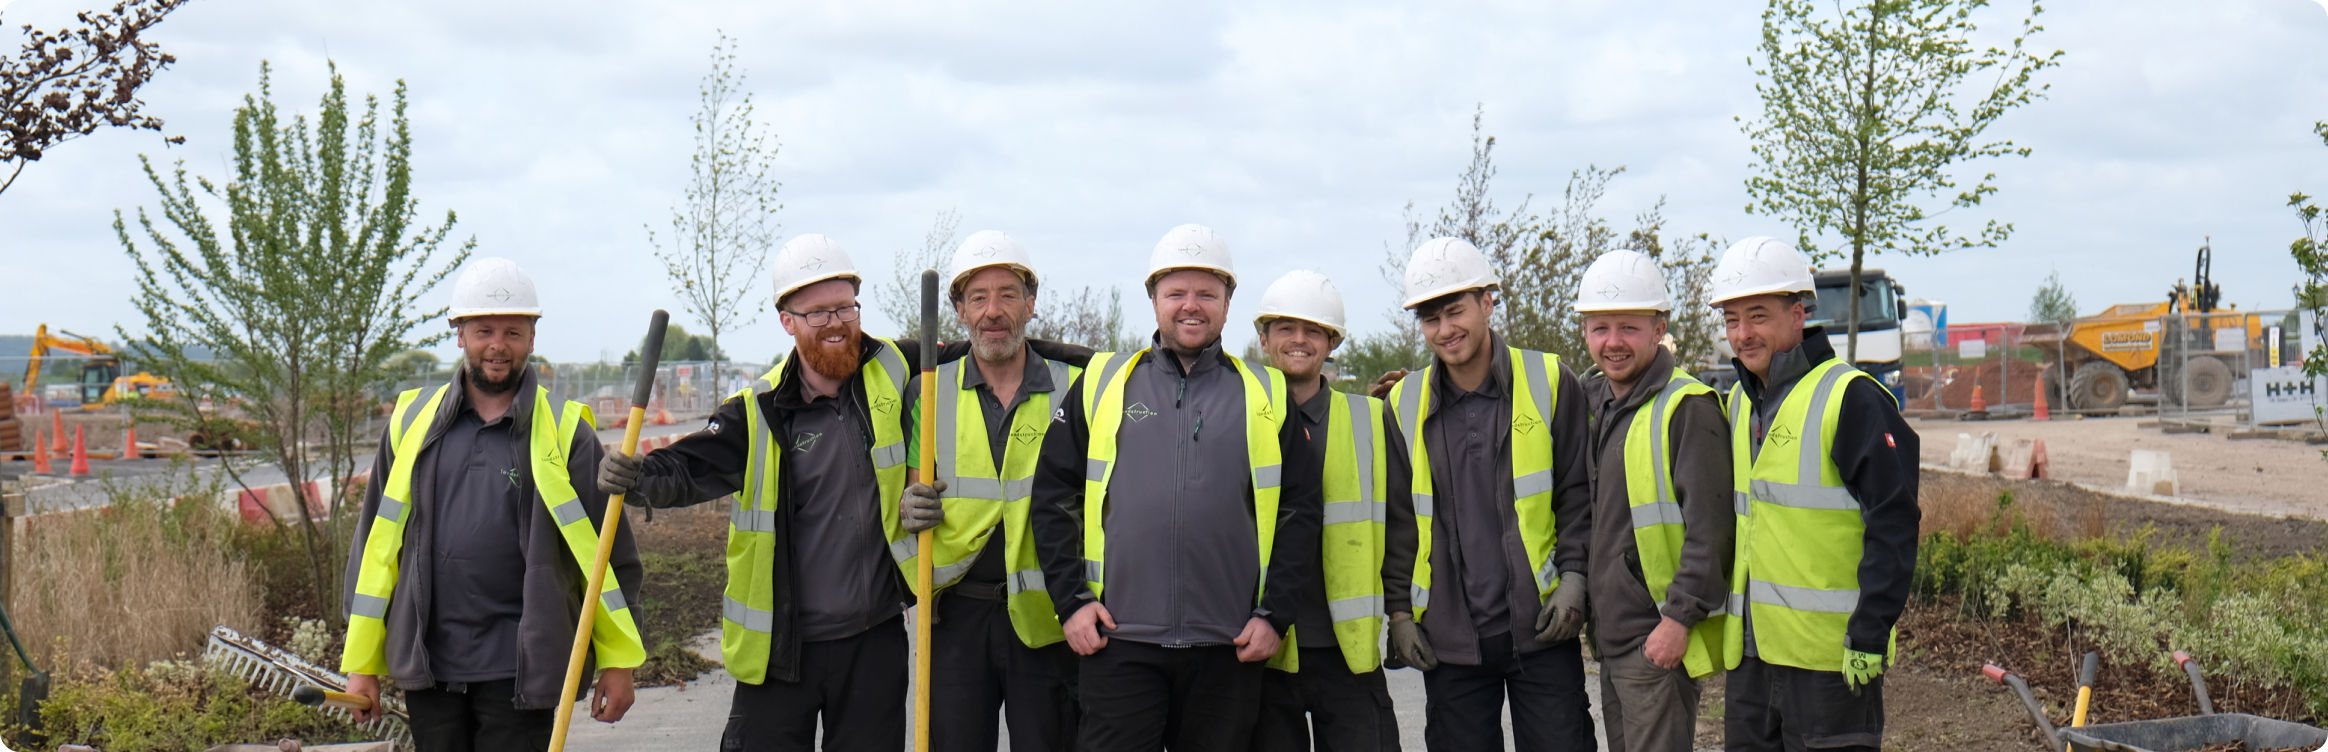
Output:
[597,234,931,751]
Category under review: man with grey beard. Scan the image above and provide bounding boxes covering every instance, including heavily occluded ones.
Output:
[902,231,1094,752]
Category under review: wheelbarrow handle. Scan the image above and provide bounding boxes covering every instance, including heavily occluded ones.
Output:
[2171,651,2214,715]
[1981,663,2063,751]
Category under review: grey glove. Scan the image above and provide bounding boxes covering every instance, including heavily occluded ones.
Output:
[902,480,947,533]
[597,450,643,498]
[1535,571,1588,644]
[1386,611,1437,671]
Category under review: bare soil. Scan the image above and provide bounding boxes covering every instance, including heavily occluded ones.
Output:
[1919,469,2328,564]
[1910,415,2328,521]
[626,497,730,686]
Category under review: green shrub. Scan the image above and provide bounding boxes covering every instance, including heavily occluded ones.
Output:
[26,660,366,752]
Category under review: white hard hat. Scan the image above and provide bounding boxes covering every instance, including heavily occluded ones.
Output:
[947,230,1036,298]
[1253,270,1347,342]
[1706,236,1815,307]
[1145,224,1235,291]
[1401,237,1498,309]
[1574,249,1672,313]
[771,234,861,307]
[449,257,542,321]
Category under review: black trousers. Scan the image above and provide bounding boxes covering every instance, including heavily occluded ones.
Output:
[404,678,553,752]
[931,590,1079,752]
[1079,640,1265,751]
[1725,655,1884,752]
[1419,633,1595,752]
[722,616,908,752]
[1253,644,1400,752]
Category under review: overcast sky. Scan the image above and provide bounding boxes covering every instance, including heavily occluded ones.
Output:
[4,0,2326,363]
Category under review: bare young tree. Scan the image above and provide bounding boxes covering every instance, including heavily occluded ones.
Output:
[1,0,189,198]
[880,208,966,342]
[649,31,783,382]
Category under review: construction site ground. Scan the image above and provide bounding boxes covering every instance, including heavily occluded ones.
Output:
[1907,415,2328,521]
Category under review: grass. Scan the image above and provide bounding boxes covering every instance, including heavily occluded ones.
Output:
[12,461,263,673]
[633,549,722,685]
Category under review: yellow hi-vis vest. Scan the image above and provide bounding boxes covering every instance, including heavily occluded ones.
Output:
[726,338,911,685]
[1387,346,1566,622]
[1720,358,1895,673]
[1078,349,1287,605]
[1622,367,1729,679]
[343,384,645,676]
[901,356,1081,648]
[1268,390,1391,675]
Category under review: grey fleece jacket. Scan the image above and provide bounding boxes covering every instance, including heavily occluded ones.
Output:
[342,367,643,709]
[1582,346,1734,657]
[1029,337,1323,647]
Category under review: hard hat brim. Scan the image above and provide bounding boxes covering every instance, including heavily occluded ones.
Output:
[950,263,1037,296]
[777,272,864,306]
[1401,283,1496,310]
[1145,265,1236,291]
[1252,313,1346,342]
[1706,283,1811,308]
[450,308,544,321]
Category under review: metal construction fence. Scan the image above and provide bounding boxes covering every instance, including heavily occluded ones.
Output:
[389,360,772,427]
[1898,310,2324,433]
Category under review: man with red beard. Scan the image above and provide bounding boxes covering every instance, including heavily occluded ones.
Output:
[598,234,931,751]
[1029,224,1323,751]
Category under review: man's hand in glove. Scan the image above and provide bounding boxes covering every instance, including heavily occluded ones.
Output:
[598,451,643,498]
[1535,571,1588,644]
[1843,648,1886,693]
[1386,611,1437,671]
[902,480,947,533]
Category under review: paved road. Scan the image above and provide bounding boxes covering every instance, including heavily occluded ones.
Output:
[565,626,1618,750]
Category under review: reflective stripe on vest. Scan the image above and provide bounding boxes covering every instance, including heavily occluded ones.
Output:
[908,356,1079,648]
[1622,367,1727,678]
[1388,347,1565,623]
[723,338,910,685]
[1270,390,1390,674]
[1720,358,1892,673]
[341,385,645,677]
[1079,350,1286,605]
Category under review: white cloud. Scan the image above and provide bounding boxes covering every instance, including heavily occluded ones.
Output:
[1,0,2324,368]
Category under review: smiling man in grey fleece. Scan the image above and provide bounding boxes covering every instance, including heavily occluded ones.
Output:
[1028,224,1323,751]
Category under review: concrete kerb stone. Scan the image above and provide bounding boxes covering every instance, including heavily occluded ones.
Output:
[2126,449,2178,497]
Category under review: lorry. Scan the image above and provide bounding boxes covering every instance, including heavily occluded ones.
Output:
[1811,268,1909,399]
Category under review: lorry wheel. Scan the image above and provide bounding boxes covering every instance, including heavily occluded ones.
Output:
[2068,362,2128,411]
[2177,355,2234,408]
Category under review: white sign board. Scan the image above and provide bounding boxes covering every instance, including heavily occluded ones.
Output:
[2213,326,2247,354]
[1957,339,1987,360]
[2249,366,2328,426]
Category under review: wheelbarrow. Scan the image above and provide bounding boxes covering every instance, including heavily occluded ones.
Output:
[1985,650,2328,752]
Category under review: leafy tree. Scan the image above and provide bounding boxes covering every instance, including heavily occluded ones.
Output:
[2,0,188,199]
[115,63,471,625]
[1741,0,2061,359]
[648,31,782,389]
[1028,285,1139,353]
[1625,208,1726,369]
[1332,331,1429,393]
[2291,120,2328,448]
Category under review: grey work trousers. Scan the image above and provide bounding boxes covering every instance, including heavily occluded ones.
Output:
[1594,647,1702,752]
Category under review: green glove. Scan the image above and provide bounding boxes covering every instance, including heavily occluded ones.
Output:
[1535,571,1588,644]
[1386,612,1437,671]
[1843,648,1886,692]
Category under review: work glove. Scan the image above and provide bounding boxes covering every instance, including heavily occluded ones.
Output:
[1386,611,1437,671]
[902,480,947,533]
[1535,571,1588,644]
[597,451,643,497]
[1843,648,1887,693]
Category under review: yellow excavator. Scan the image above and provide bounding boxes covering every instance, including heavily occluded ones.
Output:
[22,324,175,409]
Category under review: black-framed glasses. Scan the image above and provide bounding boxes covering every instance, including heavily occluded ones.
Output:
[785,304,861,327]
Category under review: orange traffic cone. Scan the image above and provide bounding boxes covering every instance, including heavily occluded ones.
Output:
[31,429,51,474]
[50,411,66,455]
[2032,372,2051,421]
[1969,384,1988,414]
[69,425,90,476]
[124,425,142,459]
[654,408,674,426]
